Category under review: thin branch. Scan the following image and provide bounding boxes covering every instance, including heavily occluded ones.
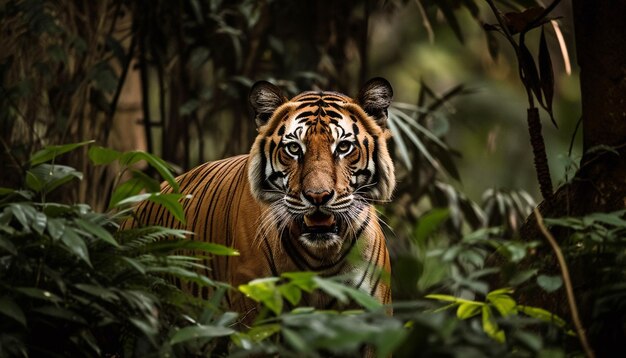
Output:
[533,208,595,358]
[105,34,137,141]
[415,0,434,44]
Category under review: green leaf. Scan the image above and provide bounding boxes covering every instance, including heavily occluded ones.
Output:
[313,277,348,303]
[487,287,514,296]
[8,204,29,231]
[150,240,239,256]
[0,296,27,326]
[0,237,17,255]
[31,211,47,235]
[30,140,94,165]
[239,277,282,315]
[129,317,158,344]
[75,218,119,247]
[128,170,162,193]
[282,271,317,292]
[147,266,221,288]
[513,330,543,352]
[586,211,626,227]
[519,39,543,107]
[114,193,190,224]
[342,286,382,311]
[282,327,308,352]
[32,305,87,324]
[425,294,481,305]
[509,268,538,286]
[413,209,449,245]
[456,302,482,319]
[311,277,382,311]
[120,257,146,274]
[109,176,147,208]
[14,287,62,303]
[487,291,517,317]
[482,305,505,343]
[518,305,567,328]
[538,348,565,358]
[0,187,16,196]
[120,151,179,192]
[279,283,302,306]
[74,284,119,302]
[438,2,464,43]
[386,114,412,170]
[47,217,65,240]
[60,227,91,266]
[27,164,83,194]
[88,146,121,165]
[538,26,556,127]
[244,324,281,342]
[170,325,235,345]
[537,275,562,293]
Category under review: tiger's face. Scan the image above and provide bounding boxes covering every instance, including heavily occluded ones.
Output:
[248,78,395,249]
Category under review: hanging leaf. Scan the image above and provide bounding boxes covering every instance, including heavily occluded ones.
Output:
[460,0,480,19]
[75,218,119,247]
[519,38,544,107]
[485,28,500,60]
[413,208,449,245]
[0,296,27,326]
[504,7,545,35]
[438,2,464,43]
[60,227,91,266]
[539,26,557,127]
[482,305,506,343]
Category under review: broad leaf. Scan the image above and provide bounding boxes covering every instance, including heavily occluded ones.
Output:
[0,296,27,326]
[120,151,179,192]
[88,146,121,165]
[457,302,482,319]
[75,218,119,247]
[115,193,190,224]
[60,227,91,266]
[413,208,449,245]
[30,140,94,165]
[537,275,562,293]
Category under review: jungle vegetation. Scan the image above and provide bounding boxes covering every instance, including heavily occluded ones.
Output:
[1,0,625,356]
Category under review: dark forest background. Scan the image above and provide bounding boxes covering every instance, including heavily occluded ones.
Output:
[1,0,625,356]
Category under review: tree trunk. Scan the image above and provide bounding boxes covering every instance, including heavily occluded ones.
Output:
[520,1,626,354]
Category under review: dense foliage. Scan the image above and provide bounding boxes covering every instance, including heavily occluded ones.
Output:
[1,0,624,356]
[0,142,598,357]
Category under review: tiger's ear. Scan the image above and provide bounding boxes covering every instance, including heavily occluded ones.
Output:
[357,77,393,127]
[249,81,287,128]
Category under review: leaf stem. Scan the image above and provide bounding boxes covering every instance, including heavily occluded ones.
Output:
[533,208,595,358]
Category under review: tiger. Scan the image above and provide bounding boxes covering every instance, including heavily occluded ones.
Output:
[123,78,396,322]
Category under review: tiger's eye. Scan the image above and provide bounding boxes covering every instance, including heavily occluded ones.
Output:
[285,142,302,156]
[336,141,353,155]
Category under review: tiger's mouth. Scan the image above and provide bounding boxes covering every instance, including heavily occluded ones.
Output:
[302,212,338,235]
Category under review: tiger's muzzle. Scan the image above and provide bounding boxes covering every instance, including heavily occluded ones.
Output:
[297,189,344,246]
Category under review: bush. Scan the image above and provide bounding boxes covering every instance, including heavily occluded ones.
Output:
[0,142,235,356]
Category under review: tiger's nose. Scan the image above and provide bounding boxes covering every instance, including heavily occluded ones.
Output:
[303,190,334,206]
